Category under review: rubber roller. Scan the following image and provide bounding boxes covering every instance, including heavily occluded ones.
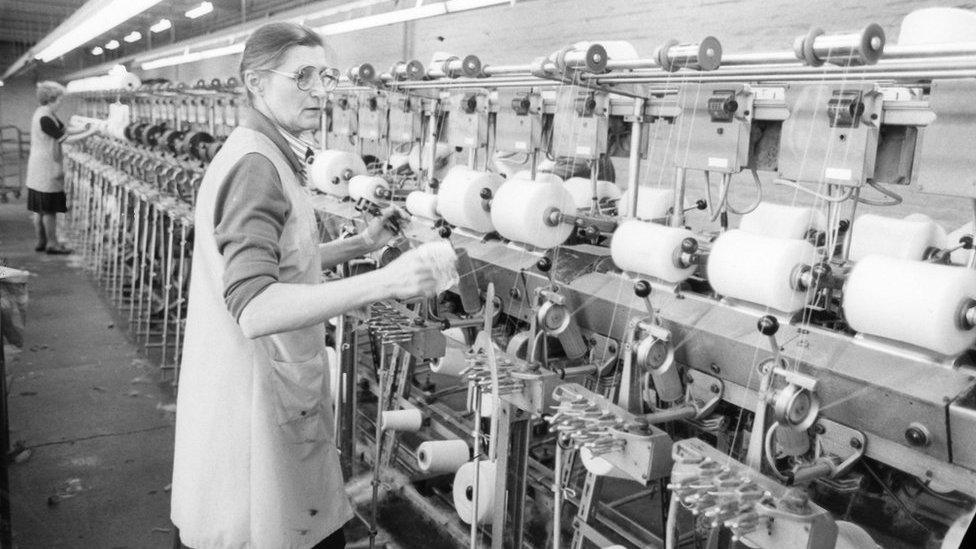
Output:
[843,254,976,355]
[707,229,817,313]
[309,150,367,197]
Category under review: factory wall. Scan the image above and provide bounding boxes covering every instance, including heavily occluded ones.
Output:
[0,77,37,137]
[141,0,976,229]
[3,0,971,225]
[136,0,975,83]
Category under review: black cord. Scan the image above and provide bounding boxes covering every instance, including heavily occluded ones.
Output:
[861,460,934,534]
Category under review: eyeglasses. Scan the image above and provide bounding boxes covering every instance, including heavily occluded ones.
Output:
[265,65,341,92]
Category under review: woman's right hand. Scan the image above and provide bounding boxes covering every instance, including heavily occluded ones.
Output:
[381,247,440,300]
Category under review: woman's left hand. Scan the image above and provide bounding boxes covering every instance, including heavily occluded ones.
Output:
[363,205,408,251]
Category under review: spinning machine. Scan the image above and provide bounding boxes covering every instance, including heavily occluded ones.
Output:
[63,10,976,549]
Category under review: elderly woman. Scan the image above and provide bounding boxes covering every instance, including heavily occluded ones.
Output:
[171,22,442,549]
[25,81,97,254]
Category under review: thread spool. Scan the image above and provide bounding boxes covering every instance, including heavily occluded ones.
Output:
[904,213,947,247]
[898,8,976,45]
[429,344,469,376]
[348,175,390,202]
[611,220,696,283]
[739,202,826,240]
[417,440,470,473]
[388,151,411,170]
[849,214,945,261]
[655,37,723,71]
[380,409,423,432]
[512,170,564,185]
[408,141,453,174]
[490,178,576,249]
[579,447,629,479]
[453,460,497,524]
[707,230,816,313]
[843,254,976,355]
[406,191,439,220]
[618,187,675,220]
[563,177,622,209]
[437,166,503,233]
[310,150,367,197]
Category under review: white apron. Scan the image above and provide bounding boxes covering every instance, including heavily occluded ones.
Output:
[25,105,65,193]
[171,127,352,549]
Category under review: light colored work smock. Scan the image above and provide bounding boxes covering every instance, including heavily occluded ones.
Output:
[25,105,65,193]
[171,125,352,548]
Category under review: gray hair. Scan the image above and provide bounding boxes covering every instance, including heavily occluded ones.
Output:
[239,22,325,102]
[36,81,66,105]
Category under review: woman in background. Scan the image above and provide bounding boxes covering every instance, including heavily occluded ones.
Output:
[25,81,97,254]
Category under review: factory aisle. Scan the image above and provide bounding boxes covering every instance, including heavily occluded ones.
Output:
[0,197,176,548]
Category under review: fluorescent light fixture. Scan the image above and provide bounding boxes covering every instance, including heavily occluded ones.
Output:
[35,0,162,62]
[141,42,244,70]
[150,18,172,33]
[91,46,104,55]
[444,0,510,10]
[317,0,509,35]
[185,2,213,19]
[105,40,120,50]
[123,31,142,43]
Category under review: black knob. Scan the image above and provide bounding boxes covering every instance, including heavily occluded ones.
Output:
[634,280,651,298]
[694,199,707,211]
[961,235,974,250]
[838,219,850,232]
[537,257,552,273]
[757,315,779,336]
[905,426,929,447]
[479,188,493,200]
[680,237,698,254]
[724,99,739,114]
[437,225,452,238]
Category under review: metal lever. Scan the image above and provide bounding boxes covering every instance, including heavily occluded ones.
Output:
[634,280,655,322]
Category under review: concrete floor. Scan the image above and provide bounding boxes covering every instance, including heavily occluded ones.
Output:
[1,197,177,548]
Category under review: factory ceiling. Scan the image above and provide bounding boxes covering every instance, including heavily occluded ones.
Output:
[0,0,322,79]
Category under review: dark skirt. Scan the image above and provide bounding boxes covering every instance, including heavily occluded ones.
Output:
[27,189,67,214]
